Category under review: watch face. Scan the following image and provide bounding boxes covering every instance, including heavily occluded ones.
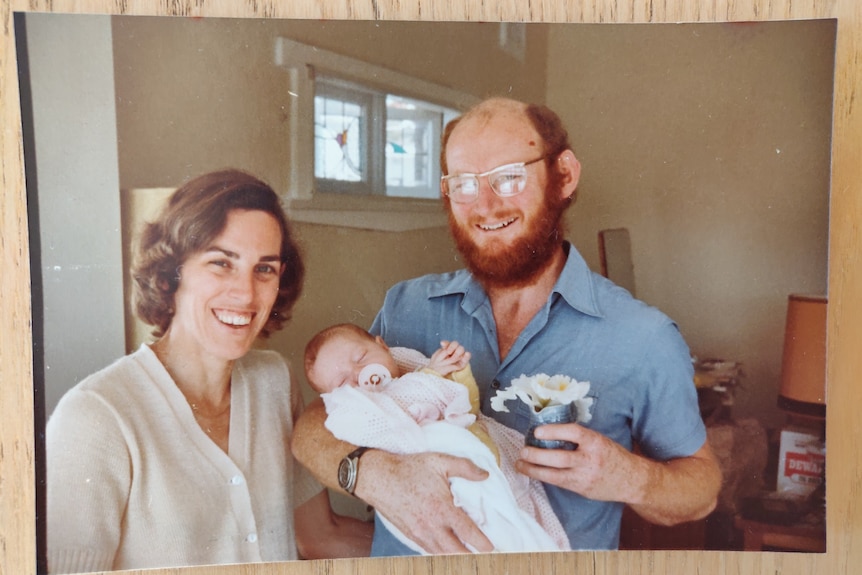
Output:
[338,458,352,490]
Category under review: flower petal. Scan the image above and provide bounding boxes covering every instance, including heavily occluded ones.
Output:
[489,394,510,413]
[491,373,594,418]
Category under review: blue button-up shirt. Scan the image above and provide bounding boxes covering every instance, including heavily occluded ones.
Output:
[369,242,706,552]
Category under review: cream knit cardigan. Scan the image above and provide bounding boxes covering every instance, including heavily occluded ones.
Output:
[46,344,321,573]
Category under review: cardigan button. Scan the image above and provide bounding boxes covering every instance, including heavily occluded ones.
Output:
[247,533,258,543]
[229,475,243,485]
[492,379,501,389]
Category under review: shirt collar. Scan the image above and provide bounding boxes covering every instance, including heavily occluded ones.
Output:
[554,242,604,318]
[426,242,605,318]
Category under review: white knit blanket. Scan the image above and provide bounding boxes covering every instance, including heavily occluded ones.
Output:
[322,371,570,553]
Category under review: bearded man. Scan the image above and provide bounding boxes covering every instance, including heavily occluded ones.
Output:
[293,97,721,554]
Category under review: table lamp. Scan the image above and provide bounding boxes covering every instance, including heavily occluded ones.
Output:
[777,294,827,419]
[740,294,827,527]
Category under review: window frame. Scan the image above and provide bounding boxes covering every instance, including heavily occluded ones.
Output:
[275,37,479,231]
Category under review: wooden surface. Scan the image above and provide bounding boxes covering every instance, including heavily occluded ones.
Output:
[2,1,859,575]
[735,516,826,552]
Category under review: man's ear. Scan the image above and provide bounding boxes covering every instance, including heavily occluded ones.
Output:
[556,149,581,201]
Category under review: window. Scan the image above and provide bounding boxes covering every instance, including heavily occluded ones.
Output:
[314,83,370,189]
[275,37,478,230]
[385,94,454,198]
[313,78,458,199]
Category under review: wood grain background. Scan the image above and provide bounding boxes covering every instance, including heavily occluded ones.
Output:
[2,1,858,574]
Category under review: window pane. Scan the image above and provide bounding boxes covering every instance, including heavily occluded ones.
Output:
[385,95,447,199]
[314,94,365,183]
[312,75,460,199]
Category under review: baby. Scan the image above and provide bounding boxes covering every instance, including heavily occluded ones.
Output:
[305,324,469,394]
[304,323,569,554]
[304,323,498,461]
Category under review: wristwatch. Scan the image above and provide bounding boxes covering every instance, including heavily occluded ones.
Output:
[337,446,370,495]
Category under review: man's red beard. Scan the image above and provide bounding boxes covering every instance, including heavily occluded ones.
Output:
[447,187,569,289]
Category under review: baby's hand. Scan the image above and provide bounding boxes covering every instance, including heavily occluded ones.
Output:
[427,340,471,376]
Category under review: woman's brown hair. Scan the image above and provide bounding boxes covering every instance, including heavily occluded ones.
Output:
[132,169,304,338]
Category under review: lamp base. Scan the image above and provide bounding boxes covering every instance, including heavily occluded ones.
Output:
[777,395,826,419]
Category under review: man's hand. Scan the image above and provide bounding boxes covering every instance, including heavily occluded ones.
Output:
[516,422,643,503]
[515,422,721,526]
[354,449,494,554]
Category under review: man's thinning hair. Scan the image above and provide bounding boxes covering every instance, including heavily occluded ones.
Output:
[440,97,573,180]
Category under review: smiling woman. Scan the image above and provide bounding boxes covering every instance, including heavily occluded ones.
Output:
[131,170,302,342]
[148,208,286,451]
[44,169,373,573]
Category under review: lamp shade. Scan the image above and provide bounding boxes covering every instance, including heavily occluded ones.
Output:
[778,294,827,418]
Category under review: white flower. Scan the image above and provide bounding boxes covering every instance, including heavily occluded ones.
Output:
[490,373,593,422]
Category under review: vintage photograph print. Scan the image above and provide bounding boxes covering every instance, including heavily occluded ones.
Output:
[3,3,857,575]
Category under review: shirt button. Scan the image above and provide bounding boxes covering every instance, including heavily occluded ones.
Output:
[492,380,501,389]
[247,533,258,543]
[229,475,243,485]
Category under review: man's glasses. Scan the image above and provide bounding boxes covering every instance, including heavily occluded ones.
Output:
[441,155,547,204]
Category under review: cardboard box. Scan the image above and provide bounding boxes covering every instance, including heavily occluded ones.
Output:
[777,427,825,498]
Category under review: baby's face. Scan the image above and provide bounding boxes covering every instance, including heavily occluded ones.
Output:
[311,332,400,393]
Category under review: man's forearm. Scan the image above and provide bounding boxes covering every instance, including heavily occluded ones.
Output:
[293,397,493,554]
[291,397,356,491]
[627,442,722,526]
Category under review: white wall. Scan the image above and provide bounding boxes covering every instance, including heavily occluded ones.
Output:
[548,21,833,427]
[24,13,125,415]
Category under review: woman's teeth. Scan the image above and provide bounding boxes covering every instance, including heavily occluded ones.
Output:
[215,310,252,326]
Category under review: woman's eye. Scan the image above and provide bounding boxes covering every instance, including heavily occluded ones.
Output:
[209,259,230,269]
[255,264,278,275]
